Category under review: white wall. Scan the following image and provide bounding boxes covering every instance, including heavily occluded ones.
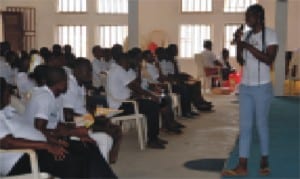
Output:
[0,0,299,76]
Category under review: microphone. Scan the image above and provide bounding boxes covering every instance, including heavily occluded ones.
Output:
[231,24,244,45]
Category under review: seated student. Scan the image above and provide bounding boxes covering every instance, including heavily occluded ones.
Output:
[15,53,36,103]
[165,45,213,114]
[0,42,18,86]
[92,45,108,92]
[21,67,117,178]
[0,77,87,178]
[140,50,184,133]
[198,40,223,87]
[61,58,121,164]
[107,52,167,149]
[219,48,236,81]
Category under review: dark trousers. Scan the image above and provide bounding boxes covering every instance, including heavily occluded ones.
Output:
[172,83,192,115]
[8,141,117,179]
[119,99,160,142]
[8,150,85,178]
[187,81,205,106]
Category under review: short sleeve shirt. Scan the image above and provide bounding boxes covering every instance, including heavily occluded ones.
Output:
[61,74,87,115]
[242,27,278,86]
[200,49,217,68]
[22,86,62,129]
[107,64,136,109]
[0,107,45,176]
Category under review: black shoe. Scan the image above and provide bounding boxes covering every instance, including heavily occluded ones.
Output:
[196,104,213,111]
[174,121,186,128]
[182,113,194,118]
[156,137,168,145]
[166,127,183,135]
[147,141,165,149]
[190,111,199,116]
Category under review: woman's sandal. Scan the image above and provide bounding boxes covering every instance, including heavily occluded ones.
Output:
[221,169,248,176]
[259,167,271,176]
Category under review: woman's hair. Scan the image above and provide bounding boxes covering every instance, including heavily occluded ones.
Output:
[245,4,266,81]
[246,4,266,52]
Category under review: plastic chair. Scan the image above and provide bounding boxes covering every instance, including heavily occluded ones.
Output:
[194,53,221,93]
[106,74,147,150]
[109,100,147,150]
[0,149,50,179]
[165,82,181,117]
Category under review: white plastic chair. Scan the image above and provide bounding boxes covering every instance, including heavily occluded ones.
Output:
[106,70,148,150]
[0,149,50,179]
[195,53,221,93]
[109,100,147,150]
[165,82,181,117]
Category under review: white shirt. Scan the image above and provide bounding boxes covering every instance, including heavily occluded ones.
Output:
[107,64,136,109]
[92,58,109,88]
[242,27,278,86]
[199,49,217,68]
[0,57,15,85]
[22,86,62,129]
[159,59,175,76]
[16,72,36,100]
[62,74,87,115]
[0,106,45,176]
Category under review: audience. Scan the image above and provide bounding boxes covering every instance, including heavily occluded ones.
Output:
[0,39,222,178]
[107,52,168,149]
[0,77,117,178]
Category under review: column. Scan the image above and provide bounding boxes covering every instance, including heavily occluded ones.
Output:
[128,0,139,50]
[274,0,288,96]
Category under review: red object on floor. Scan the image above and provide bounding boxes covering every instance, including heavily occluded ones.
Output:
[229,72,241,84]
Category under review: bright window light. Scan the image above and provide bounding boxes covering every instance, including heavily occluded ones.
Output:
[224,0,257,12]
[182,0,212,12]
[97,25,128,48]
[57,25,87,57]
[179,24,211,58]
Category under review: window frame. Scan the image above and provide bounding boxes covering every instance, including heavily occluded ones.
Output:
[223,0,258,13]
[179,23,212,59]
[56,25,87,57]
[96,25,128,48]
[97,0,128,14]
[180,0,213,14]
[57,0,87,13]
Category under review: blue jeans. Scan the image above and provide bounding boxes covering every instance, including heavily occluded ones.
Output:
[238,83,273,158]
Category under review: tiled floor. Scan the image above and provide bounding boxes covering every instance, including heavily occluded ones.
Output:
[112,94,240,179]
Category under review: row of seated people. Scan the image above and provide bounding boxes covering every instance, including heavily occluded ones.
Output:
[0,41,213,177]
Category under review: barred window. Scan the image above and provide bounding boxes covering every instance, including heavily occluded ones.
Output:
[224,0,257,12]
[57,25,87,57]
[97,25,128,48]
[179,24,211,58]
[57,0,86,12]
[98,0,128,14]
[181,0,212,12]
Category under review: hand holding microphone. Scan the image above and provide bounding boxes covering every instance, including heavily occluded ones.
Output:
[231,24,244,45]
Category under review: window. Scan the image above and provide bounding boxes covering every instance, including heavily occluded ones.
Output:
[57,25,87,57]
[97,25,128,48]
[181,0,212,12]
[58,0,87,12]
[98,0,128,14]
[224,24,250,57]
[224,0,257,12]
[179,24,211,58]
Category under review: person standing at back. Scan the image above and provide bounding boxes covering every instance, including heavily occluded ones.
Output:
[222,4,278,176]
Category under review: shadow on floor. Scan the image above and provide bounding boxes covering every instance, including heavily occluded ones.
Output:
[184,158,226,172]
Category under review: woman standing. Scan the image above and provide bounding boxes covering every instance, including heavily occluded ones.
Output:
[222,4,278,176]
